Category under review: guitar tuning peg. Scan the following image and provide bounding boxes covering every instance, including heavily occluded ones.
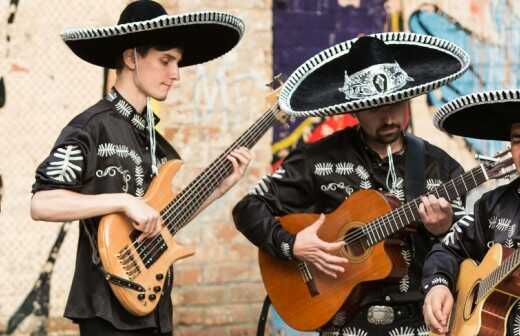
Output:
[475,154,498,163]
[266,73,286,90]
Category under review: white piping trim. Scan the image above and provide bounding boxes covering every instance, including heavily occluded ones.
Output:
[62,11,244,41]
[433,89,520,132]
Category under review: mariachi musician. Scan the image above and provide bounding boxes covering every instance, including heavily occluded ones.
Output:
[30,1,252,335]
[233,33,470,335]
[423,89,520,335]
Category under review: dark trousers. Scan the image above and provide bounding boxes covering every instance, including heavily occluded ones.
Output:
[78,317,173,336]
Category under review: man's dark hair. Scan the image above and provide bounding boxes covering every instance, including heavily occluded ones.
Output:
[115,44,183,70]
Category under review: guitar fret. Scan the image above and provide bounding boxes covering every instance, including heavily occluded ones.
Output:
[461,177,468,192]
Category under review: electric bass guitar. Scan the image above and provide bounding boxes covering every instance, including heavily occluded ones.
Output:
[259,149,515,331]
[431,243,520,336]
[97,76,288,316]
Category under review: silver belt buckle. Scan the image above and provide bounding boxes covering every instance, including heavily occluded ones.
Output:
[367,305,394,325]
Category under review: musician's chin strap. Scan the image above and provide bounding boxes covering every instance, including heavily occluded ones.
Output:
[134,48,159,176]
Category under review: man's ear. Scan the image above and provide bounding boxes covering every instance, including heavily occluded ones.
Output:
[121,49,136,70]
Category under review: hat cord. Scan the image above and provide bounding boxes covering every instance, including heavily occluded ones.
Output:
[134,48,159,176]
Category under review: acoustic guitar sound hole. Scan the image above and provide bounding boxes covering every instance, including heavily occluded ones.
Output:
[341,226,369,261]
[463,281,479,321]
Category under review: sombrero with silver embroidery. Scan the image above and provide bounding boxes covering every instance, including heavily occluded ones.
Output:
[433,89,520,141]
[279,32,470,118]
[61,0,244,68]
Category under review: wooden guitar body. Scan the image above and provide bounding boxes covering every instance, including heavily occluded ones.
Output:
[439,244,520,336]
[98,160,195,316]
[259,189,407,331]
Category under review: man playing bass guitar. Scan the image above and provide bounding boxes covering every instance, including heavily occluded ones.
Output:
[30,1,252,335]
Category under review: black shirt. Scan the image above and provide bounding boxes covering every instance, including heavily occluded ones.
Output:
[233,126,464,329]
[32,89,179,332]
[422,178,520,335]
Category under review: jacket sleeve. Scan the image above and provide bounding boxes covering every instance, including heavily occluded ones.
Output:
[233,147,317,260]
[32,125,96,193]
[422,197,488,293]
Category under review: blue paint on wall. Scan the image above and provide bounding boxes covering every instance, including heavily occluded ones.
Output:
[409,2,519,155]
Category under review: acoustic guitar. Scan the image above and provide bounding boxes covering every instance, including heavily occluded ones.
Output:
[97,76,288,316]
[259,149,515,331]
[431,243,520,336]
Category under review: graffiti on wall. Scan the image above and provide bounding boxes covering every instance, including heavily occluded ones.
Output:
[408,1,520,155]
[271,0,391,170]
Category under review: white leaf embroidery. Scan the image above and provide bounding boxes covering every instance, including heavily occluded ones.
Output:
[342,327,367,336]
[114,99,133,117]
[389,326,415,336]
[399,274,410,293]
[46,145,83,183]
[315,162,334,176]
[335,162,355,175]
[443,214,474,246]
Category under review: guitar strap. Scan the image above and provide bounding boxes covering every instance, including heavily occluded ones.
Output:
[404,133,425,201]
[256,295,271,336]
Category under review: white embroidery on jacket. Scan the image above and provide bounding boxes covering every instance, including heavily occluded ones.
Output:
[315,162,334,176]
[443,214,474,246]
[96,166,131,192]
[342,326,367,336]
[389,326,415,336]
[46,145,83,183]
[97,143,144,196]
[335,162,355,175]
[489,216,512,232]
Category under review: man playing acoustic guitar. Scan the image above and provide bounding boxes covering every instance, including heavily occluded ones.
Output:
[30,1,252,335]
[423,90,520,335]
[233,34,470,335]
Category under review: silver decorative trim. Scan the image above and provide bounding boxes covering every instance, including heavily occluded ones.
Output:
[339,62,414,100]
[61,11,244,42]
[279,32,470,118]
[434,89,520,132]
[280,242,292,259]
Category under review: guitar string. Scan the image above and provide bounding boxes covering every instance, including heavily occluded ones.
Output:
[130,103,279,262]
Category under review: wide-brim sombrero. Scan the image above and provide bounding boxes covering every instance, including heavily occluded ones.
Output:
[279,32,470,118]
[61,0,244,68]
[434,89,520,141]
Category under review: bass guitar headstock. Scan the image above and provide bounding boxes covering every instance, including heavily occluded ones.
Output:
[265,74,290,125]
[479,147,517,180]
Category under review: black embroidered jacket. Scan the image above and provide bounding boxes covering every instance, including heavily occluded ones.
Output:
[233,126,464,328]
[422,178,520,334]
[32,89,179,332]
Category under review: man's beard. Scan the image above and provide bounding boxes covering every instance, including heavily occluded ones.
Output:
[375,125,402,145]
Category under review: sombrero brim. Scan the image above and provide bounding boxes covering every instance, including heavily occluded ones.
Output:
[434,90,520,141]
[62,11,244,68]
[279,32,470,118]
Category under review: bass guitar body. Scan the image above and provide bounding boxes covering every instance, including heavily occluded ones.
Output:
[97,160,195,316]
[259,189,407,331]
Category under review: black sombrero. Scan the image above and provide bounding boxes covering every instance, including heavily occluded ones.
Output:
[434,89,520,141]
[279,32,470,118]
[61,0,245,68]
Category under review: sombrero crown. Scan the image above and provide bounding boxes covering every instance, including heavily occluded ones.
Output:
[279,32,470,118]
[62,0,245,68]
